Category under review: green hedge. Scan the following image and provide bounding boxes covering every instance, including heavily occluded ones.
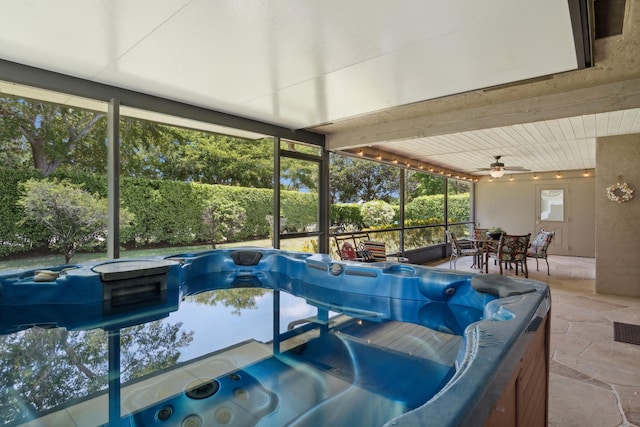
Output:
[0,168,49,256]
[0,168,320,255]
[0,167,471,257]
[405,193,470,223]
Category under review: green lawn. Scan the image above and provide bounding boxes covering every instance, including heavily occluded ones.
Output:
[0,237,315,271]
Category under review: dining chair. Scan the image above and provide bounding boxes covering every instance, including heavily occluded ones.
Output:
[473,228,489,239]
[495,233,531,278]
[446,230,482,270]
[527,229,555,275]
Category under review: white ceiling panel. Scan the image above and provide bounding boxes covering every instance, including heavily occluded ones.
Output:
[0,0,579,129]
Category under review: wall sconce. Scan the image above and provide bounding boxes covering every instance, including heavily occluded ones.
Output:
[392,158,398,164]
[357,149,364,156]
[556,171,561,178]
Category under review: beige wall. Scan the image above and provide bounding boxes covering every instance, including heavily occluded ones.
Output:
[596,134,640,298]
[476,170,595,257]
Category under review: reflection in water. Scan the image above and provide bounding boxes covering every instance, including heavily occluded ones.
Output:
[0,322,193,425]
[0,289,311,425]
[0,285,479,426]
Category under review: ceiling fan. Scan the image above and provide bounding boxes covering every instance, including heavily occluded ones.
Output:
[476,155,530,178]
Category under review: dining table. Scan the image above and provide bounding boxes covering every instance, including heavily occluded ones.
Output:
[464,237,496,273]
[466,238,495,273]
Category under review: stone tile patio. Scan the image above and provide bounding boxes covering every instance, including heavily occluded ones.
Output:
[428,254,640,427]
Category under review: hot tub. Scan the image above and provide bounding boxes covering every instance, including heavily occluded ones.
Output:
[0,248,550,427]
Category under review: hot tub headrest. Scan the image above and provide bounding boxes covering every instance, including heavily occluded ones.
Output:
[471,274,537,298]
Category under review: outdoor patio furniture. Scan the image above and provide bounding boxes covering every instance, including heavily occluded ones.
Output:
[446,230,483,270]
[527,229,555,275]
[360,240,409,263]
[493,233,531,278]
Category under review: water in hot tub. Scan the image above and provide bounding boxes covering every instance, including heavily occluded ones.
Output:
[0,287,480,427]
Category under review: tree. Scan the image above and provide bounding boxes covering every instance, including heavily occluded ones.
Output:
[329,155,400,203]
[158,133,274,187]
[406,171,446,200]
[201,197,247,248]
[0,97,105,176]
[280,157,318,191]
[360,200,396,227]
[17,179,134,263]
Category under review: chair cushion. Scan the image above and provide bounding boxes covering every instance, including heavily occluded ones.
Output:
[340,242,357,260]
[356,244,375,262]
[499,235,529,261]
[362,240,387,262]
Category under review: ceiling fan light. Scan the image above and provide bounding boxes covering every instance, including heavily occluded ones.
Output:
[490,169,505,178]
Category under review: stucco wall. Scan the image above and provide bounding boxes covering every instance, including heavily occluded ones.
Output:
[596,134,640,297]
[476,171,595,257]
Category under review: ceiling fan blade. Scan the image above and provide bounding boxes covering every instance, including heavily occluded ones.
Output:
[504,166,530,171]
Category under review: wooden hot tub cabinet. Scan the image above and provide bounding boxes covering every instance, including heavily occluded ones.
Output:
[483,310,550,427]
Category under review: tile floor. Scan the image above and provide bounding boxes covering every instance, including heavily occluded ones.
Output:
[428,254,640,427]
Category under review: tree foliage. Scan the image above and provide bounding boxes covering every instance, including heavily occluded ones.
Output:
[406,171,446,200]
[0,97,106,176]
[17,179,134,262]
[189,288,269,316]
[202,197,247,248]
[329,155,399,203]
[360,200,396,227]
[0,322,193,425]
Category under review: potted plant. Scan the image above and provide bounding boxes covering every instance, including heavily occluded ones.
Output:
[487,227,504,240]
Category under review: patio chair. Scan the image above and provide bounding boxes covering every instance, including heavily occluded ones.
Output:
[334,232,371,260]
[527,229,555,275]
[360,240,409,263]
[494,233,531,278]
[472,228,489,239]
[446,230,482,270]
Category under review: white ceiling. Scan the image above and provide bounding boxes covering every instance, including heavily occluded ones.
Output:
[1,0,633,175]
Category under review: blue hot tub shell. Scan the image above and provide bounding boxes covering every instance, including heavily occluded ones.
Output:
[0,248,550,426]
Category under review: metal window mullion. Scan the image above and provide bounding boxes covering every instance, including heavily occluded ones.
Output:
[273,137,281,249]
[107,98,120,259]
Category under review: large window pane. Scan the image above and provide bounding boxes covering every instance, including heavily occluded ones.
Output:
[329,154,400,258]
[404,170,447,249]
[279,157,319,235]
[0,95,109,270]
[116,120,275,255]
